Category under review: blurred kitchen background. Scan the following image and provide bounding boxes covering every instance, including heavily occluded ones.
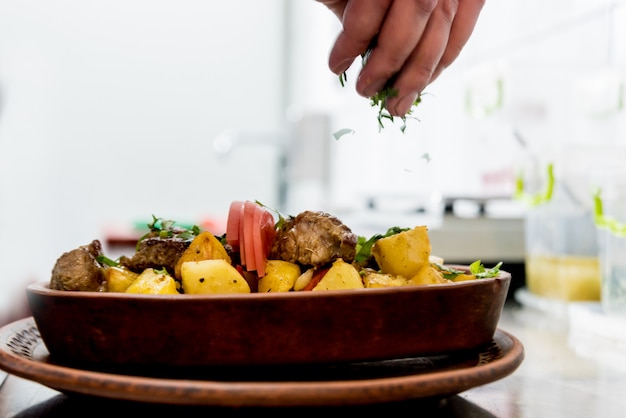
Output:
[1,0,626,326]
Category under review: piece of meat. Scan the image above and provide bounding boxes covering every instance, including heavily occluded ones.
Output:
[50,240,105,291]
[269,210,357,267]
[118,235,190,276]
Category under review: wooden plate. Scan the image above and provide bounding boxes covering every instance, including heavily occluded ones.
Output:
[0,317,524,407]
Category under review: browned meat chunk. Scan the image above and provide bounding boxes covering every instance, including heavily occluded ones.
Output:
[118,236,190,276]
[270,210,357,267]
[50,240,105,291]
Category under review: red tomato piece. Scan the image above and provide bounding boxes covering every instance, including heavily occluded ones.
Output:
[242,201,257,272]
[302,268,329,291]
[226,200,244,250]
[252,205,275,277]
[259,210,276,274]
[252,205,265,276]
[239,202,247,266]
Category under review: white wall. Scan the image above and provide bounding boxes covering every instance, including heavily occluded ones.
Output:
[0,0,287,307]
[2,0,626,311]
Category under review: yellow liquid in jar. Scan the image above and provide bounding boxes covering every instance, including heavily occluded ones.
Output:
[525,255,601,301]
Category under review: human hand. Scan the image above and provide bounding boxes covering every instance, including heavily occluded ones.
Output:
[317,0,485,117]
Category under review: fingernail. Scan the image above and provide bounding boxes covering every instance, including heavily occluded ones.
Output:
[391,92,420,117]
[359,77,387,98]
[331,57,355,75]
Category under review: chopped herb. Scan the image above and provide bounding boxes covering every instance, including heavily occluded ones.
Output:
[96,255,119,267]
[436,261,503,280]
[435,264,467,280]
[355,226,410,263]
[470,260,503,279]
[136,215,200,250]
[368,84,421,133]
[338,37,422,134]
[333,128,355,140]
[255,200,286,229]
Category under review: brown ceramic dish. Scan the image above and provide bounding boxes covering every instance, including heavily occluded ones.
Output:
[26,266,511,368]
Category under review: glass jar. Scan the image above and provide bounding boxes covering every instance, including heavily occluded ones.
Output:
[518,163,601,301]
[594,175,626,317]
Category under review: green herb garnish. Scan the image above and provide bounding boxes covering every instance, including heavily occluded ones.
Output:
[96,255,120,267]
[436,261,503,280]
[354,226,410,263]
[255,200,287,230]
[337,37,422,134]
[136,215,200,250]
[470,260,503,278]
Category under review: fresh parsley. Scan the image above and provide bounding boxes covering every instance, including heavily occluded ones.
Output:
[354,226,410,263]
[136,215,200,250]
[436,261,503,280]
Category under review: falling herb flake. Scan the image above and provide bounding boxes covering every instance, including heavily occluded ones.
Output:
[333,128,355,140]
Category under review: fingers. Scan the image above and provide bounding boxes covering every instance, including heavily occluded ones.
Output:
[328,0,392,75]
[385,0,459,116]
[325,0,484,118]
[430,0,485,83]
[355,0,439,99]
[316,0,349,20]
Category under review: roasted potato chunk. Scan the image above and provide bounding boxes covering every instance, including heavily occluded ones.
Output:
[372,226,431,278]
[258,260,301,292]
[104,266,139,293]
[409,265,450,285]
[451,272,477,282]
[174,231,231,279]
[181,259,250,294]
[313,258,364,291]
[362,269,409,288]
[125,268,178,294]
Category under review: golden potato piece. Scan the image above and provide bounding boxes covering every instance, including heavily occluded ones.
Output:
[126,268,179,294]
[174,231,231,279]
[258,260,301,292]
[104,266,139,293]
[362,269,409,288]
[181,259,250,294]
[409,265,450,286]
[451,273,477,282]
[372,226,431,278]
[313,258,364,291]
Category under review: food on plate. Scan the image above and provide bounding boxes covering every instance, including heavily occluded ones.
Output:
[125,268,178,295]
[269,210,357,267]
[117,216,196,277]
[371,225,431,278]
[180,259,250,294]
[103,265,139,292]
[257,260,301,293]
[48,200,502,294]
[50,240,106,292]
[174,231,231,279]
[307,258,364,291]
